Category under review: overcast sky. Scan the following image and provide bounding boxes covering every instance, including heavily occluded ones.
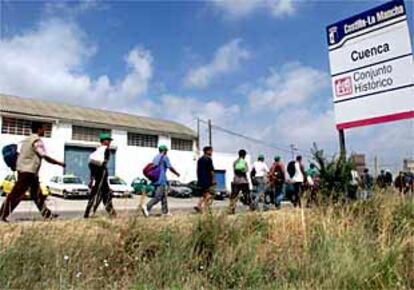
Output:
[0,0,413,171]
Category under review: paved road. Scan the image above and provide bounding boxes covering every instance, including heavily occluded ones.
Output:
[0,194,229,222]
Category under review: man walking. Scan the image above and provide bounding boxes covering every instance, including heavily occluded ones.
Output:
[228,149,250,214]
[84,132,117,218]
[142,145,180,217]
[194,146,216,213]
[288,155,305,207]
[269,156,285,209]
[0,122,65,222]
[376,170,387,189]
[250,154,268,211]
[361,168,373,199]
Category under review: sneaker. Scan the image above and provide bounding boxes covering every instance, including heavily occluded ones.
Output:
[162,212,173,217]
[1,217,9,223]
[45,213,59,220]
[141,205,149,217]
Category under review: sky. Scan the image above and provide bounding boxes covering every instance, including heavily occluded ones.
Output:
[0,0,413,172]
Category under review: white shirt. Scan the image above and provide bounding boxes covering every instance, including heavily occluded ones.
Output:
[253,161,269,178]
[292,161,304,183]
[89,145,107,165]
[350,170,359,186]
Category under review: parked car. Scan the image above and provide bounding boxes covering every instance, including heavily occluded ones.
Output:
[131,177,155,197]
[108,176,133,198]
[47,175,89,199]
[0,172,49,199]
[186,180,202,197]
[168,180,192,198]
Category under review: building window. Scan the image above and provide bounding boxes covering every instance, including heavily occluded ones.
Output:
[171,138,193,151]
[72,126,110,142]
[1,117,52,137]
[127,132,158,148]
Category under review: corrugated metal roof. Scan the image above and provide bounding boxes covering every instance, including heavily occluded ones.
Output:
[0,94,196,138]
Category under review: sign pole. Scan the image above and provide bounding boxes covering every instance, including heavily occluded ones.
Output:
[338,129,346,158]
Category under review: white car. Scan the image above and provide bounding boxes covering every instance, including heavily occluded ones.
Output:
[48,175,89,199]
[108,176,133,198]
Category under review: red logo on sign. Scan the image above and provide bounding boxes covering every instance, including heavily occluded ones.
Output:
[335,77,353,97]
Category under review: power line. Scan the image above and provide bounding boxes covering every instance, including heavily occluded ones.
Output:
[198,118,314,159]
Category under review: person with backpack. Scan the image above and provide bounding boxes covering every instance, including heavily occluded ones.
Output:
[269,156,285,209]
[385,170,393,187]
[361,168,373,199]
[305,163,319,207]
[0,122,65,222]
[376,170,387,189]
[286,155,305,207]
[250,154,269,211]
[84,132,117,218]
[228,149,250,214]
[142,145,180,217]
[194,146,216,213]
[348,169,360,200]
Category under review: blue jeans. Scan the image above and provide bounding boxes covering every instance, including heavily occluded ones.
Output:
[147,185,168,214]
[274,184,284,208]
[250,177,265,210]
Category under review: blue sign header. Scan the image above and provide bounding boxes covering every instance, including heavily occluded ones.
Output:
[326,0,406,47]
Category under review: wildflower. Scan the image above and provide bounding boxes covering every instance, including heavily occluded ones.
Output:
[64,255,69,261]
[76,272,82,278]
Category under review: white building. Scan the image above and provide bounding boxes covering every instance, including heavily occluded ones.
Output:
[0,94,239,190]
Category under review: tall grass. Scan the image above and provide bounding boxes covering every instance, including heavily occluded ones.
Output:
[0,192,413,290]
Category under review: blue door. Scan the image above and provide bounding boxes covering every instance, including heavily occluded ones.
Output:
[214,170,226,191]
[64,146,116,183]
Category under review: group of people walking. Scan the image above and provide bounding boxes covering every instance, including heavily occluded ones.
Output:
[0,122,318,222]
[194,147,319,215]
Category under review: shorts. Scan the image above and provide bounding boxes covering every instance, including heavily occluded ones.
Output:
[200,185,216,196]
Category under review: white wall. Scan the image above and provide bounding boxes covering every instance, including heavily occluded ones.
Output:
[0,114,248,191]
[0,115,199,186]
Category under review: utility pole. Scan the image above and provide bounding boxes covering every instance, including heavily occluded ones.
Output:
[374,155,379,177]
[290,144,297,160]
[196,117,200,155]
[208,119,212,147]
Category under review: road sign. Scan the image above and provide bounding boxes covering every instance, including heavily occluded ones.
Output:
[327,0,413,129]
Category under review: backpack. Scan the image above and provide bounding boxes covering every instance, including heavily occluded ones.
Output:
[273,164,285,183]
[234,159,247,173]
[143,156,164,182]
[2,144,18,171]
[287,161,296,178]
[250,168,258,186]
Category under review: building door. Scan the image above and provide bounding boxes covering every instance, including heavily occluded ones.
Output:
[64,146,116,183]
[214,170,226,191]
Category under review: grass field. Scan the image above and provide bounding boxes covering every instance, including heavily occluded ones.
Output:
[0,192,413,290]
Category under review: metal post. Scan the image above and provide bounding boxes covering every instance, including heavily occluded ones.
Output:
[208,119,212,146]
[338,129,346,158]
[290,144,296,160]
[196,117,200,155]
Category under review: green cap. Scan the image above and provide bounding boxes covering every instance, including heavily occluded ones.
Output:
[258,154,265,160]
[274,155,281,161]
[159,144,168,151]
[99,132,113,141]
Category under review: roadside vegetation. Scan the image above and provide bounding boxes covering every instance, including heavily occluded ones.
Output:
[0,191,413,290]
